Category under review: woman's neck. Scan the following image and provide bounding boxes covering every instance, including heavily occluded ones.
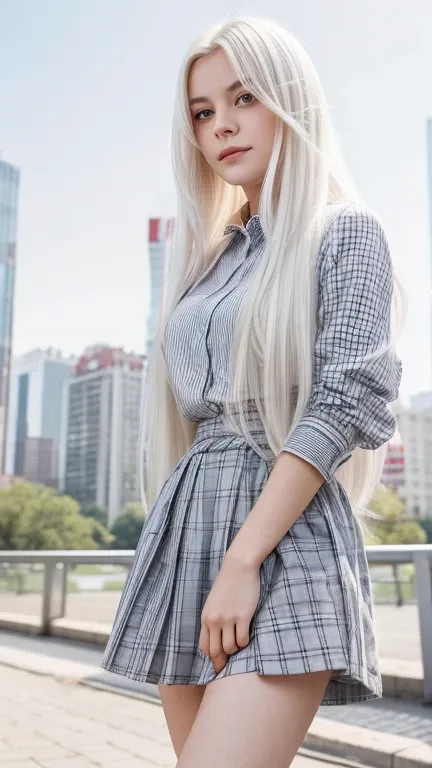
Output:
[242,185,261,218]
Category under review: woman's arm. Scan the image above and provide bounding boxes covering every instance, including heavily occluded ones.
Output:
[199,205,402,670]
[225,204,402,569]
[226,451,325,569]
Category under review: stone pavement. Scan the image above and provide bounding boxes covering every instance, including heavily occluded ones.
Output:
[0,664,342,768]
[1,629,432,761]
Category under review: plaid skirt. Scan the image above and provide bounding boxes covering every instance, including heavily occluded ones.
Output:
[101,412,381,705]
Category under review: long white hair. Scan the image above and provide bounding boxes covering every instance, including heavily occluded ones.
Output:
[140,16,407,522]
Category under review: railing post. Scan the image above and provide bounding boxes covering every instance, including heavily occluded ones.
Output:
[60,564,67,619]
[414,552,432,703]
[41,562,55,635]
[392,563,403,606]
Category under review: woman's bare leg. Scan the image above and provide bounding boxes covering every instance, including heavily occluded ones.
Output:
[175,670,332,768]
[158,683,207,759]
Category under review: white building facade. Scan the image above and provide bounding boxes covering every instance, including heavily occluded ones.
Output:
[59,345,145,525]
[396,401,432,518]
[6,347,74,486]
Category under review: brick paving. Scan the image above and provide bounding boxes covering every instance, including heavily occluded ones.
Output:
[0,665,339,768]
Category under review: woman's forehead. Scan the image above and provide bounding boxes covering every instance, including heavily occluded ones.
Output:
[188,49,238,99]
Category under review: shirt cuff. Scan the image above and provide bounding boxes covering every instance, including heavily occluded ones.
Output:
[280,414,354,483]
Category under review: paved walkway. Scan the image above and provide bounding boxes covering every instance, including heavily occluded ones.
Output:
[0,664,341,768]
[0,594,422,662]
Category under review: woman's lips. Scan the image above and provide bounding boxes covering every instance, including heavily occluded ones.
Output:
[220,148,251,163]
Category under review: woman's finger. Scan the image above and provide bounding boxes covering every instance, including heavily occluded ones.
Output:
[198,622,210,657]
[235,616,252,649]
[209,625,228,671]
[222,621,239,655]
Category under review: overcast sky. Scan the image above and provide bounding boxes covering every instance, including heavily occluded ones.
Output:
[1,0,432,406]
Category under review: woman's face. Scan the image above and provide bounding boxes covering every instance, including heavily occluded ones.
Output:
[187,47,276,198]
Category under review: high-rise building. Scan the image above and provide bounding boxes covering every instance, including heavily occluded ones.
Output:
[397,402,432,518]
[381,440,405,493]
[147,217,175,362]
[411,391,432,411]
[60,345,146,525]
[380,398,405,492]
[0,159,20,472]
[6,348,75,486]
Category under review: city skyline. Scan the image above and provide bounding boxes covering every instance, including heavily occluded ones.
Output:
[2,1,432,407]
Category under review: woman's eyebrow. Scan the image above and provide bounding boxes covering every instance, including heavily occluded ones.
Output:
[189,79,243,107]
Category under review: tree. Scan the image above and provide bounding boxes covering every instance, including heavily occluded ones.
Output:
[418,518,432,544]
[366,486,427,545]
[0,481,112,550]
[110,502,145,549]
[87,518,115,549]
[80,503,108,528]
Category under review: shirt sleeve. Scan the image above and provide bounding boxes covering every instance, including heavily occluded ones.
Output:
[280,204,402,482]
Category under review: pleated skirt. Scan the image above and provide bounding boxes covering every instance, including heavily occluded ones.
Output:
[101,412,381,705]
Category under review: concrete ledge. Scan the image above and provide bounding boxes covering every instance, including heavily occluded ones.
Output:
[0,644,99,681]
[0,614,426,702]
[51,617,110,645]
[0,611,41,634]
[380,658,424,700]
[394,744,432,768]
[305,716,432,768]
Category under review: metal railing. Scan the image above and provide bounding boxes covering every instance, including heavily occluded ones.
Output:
[366,544,432,701]
[1,545,432,700]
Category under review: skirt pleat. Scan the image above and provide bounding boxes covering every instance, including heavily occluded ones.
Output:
[101,412,381,705]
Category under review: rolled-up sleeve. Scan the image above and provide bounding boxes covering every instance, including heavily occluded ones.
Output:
[281,204,402,482]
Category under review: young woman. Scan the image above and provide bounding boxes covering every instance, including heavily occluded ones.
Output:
[101,15,406,768]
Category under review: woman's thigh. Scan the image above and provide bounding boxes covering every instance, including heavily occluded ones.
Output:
[175,670,332,768]
[158,682,207,759]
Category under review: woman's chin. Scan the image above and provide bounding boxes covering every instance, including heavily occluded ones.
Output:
[219,169,262,187]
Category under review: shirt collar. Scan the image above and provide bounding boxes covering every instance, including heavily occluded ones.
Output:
[223,202,263,239]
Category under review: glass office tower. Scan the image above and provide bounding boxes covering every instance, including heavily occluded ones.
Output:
[0,159,20,473]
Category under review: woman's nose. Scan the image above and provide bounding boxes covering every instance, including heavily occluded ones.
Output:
[214,112,239,138]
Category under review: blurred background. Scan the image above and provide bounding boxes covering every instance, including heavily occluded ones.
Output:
[1,4,432,761]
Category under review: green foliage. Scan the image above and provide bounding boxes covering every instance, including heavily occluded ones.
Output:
[0,567,43,594]
[103,579,127,591]
[0,481,111,551]
[418,518,432,544]
[88,517,115,549]
[110,502,145,550]
[366,486,427,545]
[123,501,145,516]
[80,503,108,528]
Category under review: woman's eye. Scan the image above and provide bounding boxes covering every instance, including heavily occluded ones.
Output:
[237,93,255,105]
[194,109,213,120]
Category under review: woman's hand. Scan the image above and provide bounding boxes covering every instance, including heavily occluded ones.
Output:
[198,555,261,674]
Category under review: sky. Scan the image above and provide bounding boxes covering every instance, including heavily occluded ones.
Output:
[1,0,432,407]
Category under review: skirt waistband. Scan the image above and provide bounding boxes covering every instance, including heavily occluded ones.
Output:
[194,409,271,453]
